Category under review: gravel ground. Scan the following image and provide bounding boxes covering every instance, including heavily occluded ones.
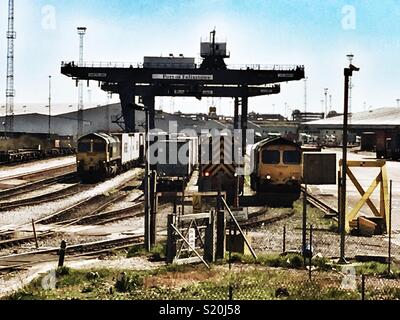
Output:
[0,168,143,228]
[249,207,400,261]
[99,189,143,213]
[105,216,145,231]
[0,156,75,179]
[0,233,110,257]
[0,182,78,204]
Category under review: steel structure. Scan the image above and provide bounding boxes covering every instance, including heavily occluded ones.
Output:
[77,27,87,137]
[5,0,16,136]
[61,31,305,248]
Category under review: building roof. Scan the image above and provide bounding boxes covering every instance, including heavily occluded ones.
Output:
[304,107,400,128]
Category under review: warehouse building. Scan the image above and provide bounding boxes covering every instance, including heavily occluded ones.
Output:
[300,107,400,151]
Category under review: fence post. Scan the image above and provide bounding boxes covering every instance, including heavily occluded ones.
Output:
[216,208,226,260]
[337,170,341,234]
[388,180,392,274]
[282,225,286,254]
[302,185,307,266]
[166,214,176,264]
[361,274,365,300]
[309,224,313,280]
[204,210,217,263]
[58,240,66,267]
[31,219,39,249]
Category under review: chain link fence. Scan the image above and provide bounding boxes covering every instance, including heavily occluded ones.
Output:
[117,271,400,300]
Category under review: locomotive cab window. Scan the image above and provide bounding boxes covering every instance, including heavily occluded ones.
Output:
[93,142,105,152]
[262,150,280,164]
[283,150,301,164]
[78,141,91,152]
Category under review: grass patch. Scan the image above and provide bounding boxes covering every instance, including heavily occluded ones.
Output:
[228,252,332,271]
[127,243,166,261]
[355,262,400,278]
[292,200,335,230]
[6,263,400,300]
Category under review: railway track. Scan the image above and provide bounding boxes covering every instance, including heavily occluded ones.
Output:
[300,186,338,217]
[0,163,76,183]
[0,235,144,273]
[0,183,82,211]
[240,209,295,228]
[0,179,144,249]
[36,182,143,225]
[0,164,77,200]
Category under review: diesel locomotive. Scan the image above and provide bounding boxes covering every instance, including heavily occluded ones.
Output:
[76,132,144,181]
[250,136,302,205]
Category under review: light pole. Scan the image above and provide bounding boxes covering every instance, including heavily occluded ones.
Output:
[48,75,51,139]
[324,88,328,118]
[77,27,87,138]
[346,54,354,116]
[339,61,359,264]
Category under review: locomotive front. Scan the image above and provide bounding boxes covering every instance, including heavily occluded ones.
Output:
[76,133,120,180]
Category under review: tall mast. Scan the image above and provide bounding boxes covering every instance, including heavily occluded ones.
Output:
[5,0,16,137]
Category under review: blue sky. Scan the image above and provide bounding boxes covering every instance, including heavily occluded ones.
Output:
[0,0,400,116]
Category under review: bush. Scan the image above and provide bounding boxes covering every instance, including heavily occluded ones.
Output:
[149,244,166,261]
[126,245,146,258]
[114,272,144,293]
[286,254,304,269]
[312,256,332,271]
[56,266,70,276]
[126,243,166,261]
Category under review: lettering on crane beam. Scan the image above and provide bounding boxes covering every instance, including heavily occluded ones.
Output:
[152,74,214,80]
[260,89,273,93]
[277,73,294,78]
[88,73,107,77]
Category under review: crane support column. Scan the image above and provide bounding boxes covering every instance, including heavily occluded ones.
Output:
[118,82,136,132]
[143,94,156,247]
[234,97,240,130]
[241,94,248,157]
[240,89,248,196]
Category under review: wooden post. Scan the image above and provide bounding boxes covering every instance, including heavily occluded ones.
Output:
[388,180,392,274]
[337,170,341,234]
[58,240,66,267]
[216,208,226,260]
[166,214,176,264]
[31,219,39,249]
[204,210,217,263]
[302,185,307,264]
[309,224,313,280]
[282,225,286,254]
[181,175,186,215]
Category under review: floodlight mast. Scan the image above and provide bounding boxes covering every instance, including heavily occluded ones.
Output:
[77,27,87,138]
